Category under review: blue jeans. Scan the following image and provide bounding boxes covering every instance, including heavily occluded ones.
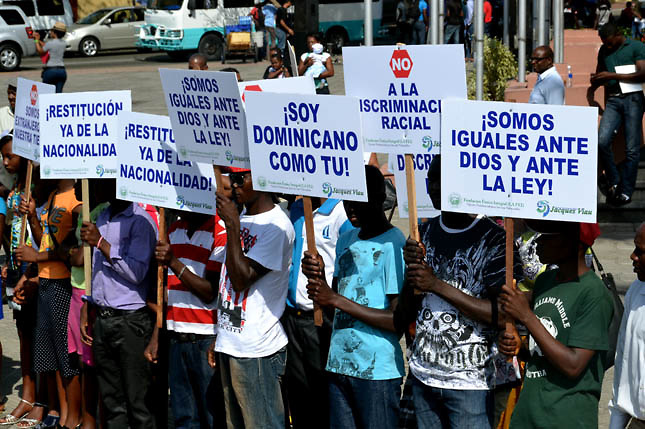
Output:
[598,92,644,197]
[328,373,402,429]
[412,21,426,45]
[218,347,286,429]
[411,376,493,429]
[42,67,66,93]
[444,24,461,44]
[168,336,220,429]
[275,27,287,50]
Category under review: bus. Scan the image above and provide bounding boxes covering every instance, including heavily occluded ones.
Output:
[137,0,254,59]
[319,0,397,51]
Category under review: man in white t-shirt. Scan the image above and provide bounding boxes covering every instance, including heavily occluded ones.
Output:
[214,167,295,429]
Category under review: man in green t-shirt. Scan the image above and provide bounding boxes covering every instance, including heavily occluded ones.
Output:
[498,221,613,428]
[587,21,645,207]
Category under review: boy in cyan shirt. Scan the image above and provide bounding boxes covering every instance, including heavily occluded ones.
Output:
[302,165,406,428]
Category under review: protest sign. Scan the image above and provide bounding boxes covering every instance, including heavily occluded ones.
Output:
[343,45,466,154]
[39,91,132,178]
[117,112,217,215]
[441,99,598,222]
[245,92,367,201]
[160,69,248,168]
[288,41,298,76]
[13,78,54,162]
[389,154,440,219]
[238,76,315,103]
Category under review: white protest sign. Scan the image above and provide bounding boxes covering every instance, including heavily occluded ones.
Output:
[13,78,55,162]
[245,92,367,201]
[343,45,467,154]
[160,69,248,168]
[117,112,216,215]
[39,91,131,179]
[441,100,598,222]
[237,76,315,102]
[287,41,298,76]
[388,154,440,219]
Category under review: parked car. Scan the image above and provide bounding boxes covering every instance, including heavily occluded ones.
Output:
[0,5,35,71]
[64,6,144,57]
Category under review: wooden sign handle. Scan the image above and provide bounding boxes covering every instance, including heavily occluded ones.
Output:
[18,161,33,246]
[504,218,521,359]
[405,154,419,241]
[82,179,92,296]
[303,197,323,327]
[157,207,167,329]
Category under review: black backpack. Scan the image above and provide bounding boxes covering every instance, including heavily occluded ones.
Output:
[406,0,421,24]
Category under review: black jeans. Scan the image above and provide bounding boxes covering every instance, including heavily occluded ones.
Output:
[93,308,155,429]
[282,307,332,429]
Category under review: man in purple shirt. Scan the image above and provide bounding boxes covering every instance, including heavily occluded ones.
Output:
[80,179,158,429]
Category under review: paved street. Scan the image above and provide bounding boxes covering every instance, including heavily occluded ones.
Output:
[0,49,638,427]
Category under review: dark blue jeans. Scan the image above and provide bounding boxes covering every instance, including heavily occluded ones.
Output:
[328,373,402,429]
[42,67,67,93]
[598,92,644,197]
[218,347,286,429]
[411,376,493,429]
[168,335,219,429]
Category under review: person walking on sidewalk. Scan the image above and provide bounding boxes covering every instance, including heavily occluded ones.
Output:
[587,21,645,207]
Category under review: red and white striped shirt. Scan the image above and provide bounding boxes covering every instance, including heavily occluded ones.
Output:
[166,214,226,335]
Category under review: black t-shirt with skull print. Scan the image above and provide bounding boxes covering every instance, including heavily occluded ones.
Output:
[408,215,522,389]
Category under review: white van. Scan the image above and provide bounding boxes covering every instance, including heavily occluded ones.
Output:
[0,0,73,32]
[137,0,254,59]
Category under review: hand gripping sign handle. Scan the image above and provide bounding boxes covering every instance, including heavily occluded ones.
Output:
[18,161,33,246]
[82,179,93,296]
[303,197,324,327]
[504,218,521,378]
[157,207,167,329]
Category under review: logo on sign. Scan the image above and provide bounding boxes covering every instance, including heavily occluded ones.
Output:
[422,136,439,152]
[119,186,128,198]
[390,49,413,78]
[96,165,105,177]
[179,146,187,158]
[225,150,233,163]
[537,200,550,217]
[176,195,185,209]
[43,166,50,176]
[257,176,267,189]
[30,84,38,106]
[449,193,461,207]
[322,182,333,197]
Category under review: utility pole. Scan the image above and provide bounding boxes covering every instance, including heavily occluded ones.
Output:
[475,0,483,100]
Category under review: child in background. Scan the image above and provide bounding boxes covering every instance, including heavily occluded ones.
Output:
[267,54,291,79]
[302,43,327,79]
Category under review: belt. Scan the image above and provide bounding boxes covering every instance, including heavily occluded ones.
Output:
[284,305,313,318]
[169,331,215,342]
[96,306,146,319]
[43,66,64,70]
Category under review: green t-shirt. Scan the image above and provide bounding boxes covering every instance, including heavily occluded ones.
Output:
[509,269,613,429]
[599,38,645,94]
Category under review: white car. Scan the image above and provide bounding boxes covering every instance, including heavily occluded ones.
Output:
[0,5,36,71]
[64,6,144,57]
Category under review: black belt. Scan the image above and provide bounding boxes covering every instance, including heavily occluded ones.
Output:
[96,306,147,319]
[43,66,64,69]
[284,305,313,318]
[169,331,215,342]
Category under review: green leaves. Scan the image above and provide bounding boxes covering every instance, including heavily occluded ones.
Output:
[467,36,519,101]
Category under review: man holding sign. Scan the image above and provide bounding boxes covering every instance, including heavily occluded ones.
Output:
[302,166,406,429]
[213,167,294,429]
[402,156,522,428]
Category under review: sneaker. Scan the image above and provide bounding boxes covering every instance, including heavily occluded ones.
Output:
[609,193,632,207]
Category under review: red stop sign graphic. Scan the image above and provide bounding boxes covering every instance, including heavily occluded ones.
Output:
[30,84,38,106]
[241,84,262,102]
[390,49,413,78]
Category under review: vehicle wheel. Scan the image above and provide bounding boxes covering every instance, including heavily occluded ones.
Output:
[326,28,347,54]
[198,33,224,61]
[80,37,99,57]
[221,46,227,64]
[0,44,21,72]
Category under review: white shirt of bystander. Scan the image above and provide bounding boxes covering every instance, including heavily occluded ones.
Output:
[609,279,645,429]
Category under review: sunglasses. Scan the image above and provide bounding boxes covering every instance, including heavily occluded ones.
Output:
[229,172,249,187]
[530,56,548,62]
